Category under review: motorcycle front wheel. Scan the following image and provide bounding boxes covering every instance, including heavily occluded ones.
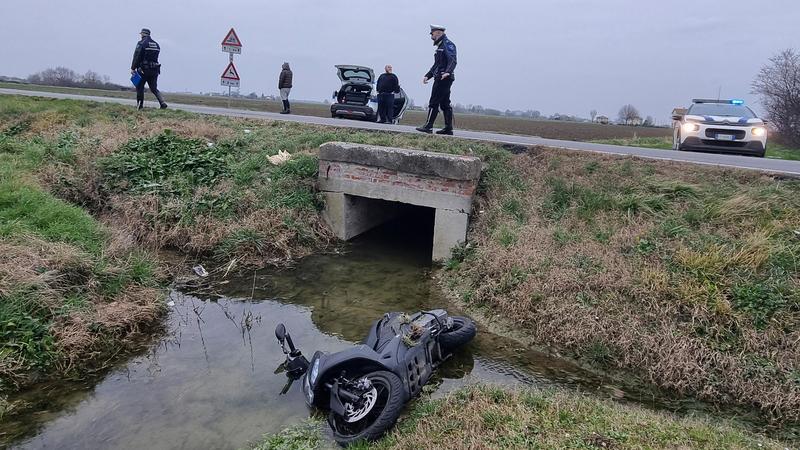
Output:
[328,370,405,446]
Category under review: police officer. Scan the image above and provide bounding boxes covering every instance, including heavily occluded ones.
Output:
[416,24,457,135]
[131,28,167,110]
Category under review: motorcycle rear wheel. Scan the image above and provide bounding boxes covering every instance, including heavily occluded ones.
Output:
[329,370,405,446]
[439,316,477,352]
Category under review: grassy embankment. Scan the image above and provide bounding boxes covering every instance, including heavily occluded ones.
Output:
[443,148,800,426]
[3,95,797,448]
[254,385,787,450]
[0,94,515,397]
[591,135,800,160]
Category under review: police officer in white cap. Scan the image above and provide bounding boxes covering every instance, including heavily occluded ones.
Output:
[416,24,457,135]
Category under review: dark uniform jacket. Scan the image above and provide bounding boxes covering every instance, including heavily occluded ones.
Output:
[131,36,161,72]
[376,73,400,94]
[425,35,457,80]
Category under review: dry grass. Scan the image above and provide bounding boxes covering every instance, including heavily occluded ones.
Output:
[446,148,800,424]
[361,385,787,450]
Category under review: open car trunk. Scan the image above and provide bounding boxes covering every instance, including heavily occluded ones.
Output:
[331,65,410,123]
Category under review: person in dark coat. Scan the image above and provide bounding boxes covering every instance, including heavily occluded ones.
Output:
[278,62,293,114]
[376,65,400,123]
[416,24,457,135]
[130,28,167,110]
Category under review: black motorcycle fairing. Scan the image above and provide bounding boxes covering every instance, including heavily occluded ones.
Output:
[304,345,397,408]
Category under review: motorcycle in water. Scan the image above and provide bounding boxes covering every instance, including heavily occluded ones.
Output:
[274,309,476,446]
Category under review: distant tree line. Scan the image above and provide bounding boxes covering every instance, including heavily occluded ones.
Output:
[26,67,126,90]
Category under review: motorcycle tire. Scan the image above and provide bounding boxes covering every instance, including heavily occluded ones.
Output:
[439,316,477,352]
[329,370,405,446]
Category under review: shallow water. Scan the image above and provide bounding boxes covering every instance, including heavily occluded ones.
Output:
[0,213,787,449]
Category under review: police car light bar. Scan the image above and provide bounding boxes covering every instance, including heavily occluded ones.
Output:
[692,98,745,105]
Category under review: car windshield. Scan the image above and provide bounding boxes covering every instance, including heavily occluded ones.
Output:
[688,103,756,118]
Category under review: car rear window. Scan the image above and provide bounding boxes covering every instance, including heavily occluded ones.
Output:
[343,70,371,80]
[688,103,756,118]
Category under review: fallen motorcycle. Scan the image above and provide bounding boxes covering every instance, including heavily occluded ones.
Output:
[274,309,476,446]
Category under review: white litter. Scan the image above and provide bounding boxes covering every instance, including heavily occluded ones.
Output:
[243,129,252,134]
[268,150,292,166]
[167,300,176,307]
[192,265,209,277]
[207,142,214,147]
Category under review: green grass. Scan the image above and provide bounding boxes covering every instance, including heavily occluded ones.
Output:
[592,135,800,160]
[591,136,673,150]
[0,97,165,391]
[255,385,787,450]
[247,418,323,450]
[766,142,800,160]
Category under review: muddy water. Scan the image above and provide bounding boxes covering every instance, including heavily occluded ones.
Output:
[0,214,774,449]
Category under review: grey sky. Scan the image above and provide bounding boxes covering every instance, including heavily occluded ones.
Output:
[1,0,798,122]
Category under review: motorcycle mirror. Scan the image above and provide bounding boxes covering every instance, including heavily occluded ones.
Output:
[275,323,287,343]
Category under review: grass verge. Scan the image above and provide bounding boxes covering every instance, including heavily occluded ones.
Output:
[443,148,800,425]
[0,105,165,391]
[252,385,787,450]
[591,135,800,160]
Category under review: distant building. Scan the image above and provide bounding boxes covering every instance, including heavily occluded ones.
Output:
[595,115,609,124]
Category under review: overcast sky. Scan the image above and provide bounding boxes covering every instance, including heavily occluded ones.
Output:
[1,0,798,122]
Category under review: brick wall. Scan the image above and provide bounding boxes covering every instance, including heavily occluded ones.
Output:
[320,160,477,197]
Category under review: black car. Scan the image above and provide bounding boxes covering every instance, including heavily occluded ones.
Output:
[331,65,409,123]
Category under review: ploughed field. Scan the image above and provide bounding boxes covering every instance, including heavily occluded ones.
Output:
[0,82,672,141]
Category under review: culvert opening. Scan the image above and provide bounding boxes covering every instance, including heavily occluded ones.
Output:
[350,199,435,260]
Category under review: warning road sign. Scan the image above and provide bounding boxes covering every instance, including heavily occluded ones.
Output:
[221,28,242,54]
[221,62,240,87]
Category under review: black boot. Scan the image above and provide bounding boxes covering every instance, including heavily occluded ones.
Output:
[436,108,454,135]
[416,107,438,133]
[137,100,144,110]
[153,91,167,109]
[280,100,290,114]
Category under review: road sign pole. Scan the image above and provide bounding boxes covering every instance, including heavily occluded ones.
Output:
[220,28,242,106]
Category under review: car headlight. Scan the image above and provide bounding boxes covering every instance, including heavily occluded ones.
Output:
[682,122,700,133]
[309,358,320,385]
[752,127,766,137]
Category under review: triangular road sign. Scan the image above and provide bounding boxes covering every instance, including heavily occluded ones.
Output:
[221,62,240,80]
[221,28,242,47]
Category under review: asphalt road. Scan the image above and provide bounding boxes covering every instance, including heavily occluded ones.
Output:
[3,87,800,176]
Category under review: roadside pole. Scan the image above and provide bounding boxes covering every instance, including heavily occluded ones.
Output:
[220,28,242,108]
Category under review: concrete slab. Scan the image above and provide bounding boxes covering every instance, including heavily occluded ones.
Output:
[320,142,482,181]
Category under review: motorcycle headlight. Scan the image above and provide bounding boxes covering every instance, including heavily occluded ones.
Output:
[752,127,766,137]
[309,358,320,385]
[682,122,700,133]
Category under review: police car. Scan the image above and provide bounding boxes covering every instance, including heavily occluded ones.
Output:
[672,99,768,157]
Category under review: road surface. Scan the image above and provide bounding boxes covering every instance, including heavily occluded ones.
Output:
[3,87,799,176]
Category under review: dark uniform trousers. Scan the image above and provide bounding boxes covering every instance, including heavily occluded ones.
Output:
[425,76,454,126]
[136,67,164,105]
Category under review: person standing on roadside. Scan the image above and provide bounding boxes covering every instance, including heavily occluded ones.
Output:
[416,24,456,135]
[278,62,293,114]
[130,28,167,110]
[376,65,400,123]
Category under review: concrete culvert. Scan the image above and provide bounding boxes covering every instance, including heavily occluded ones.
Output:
[318,142,482,261]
